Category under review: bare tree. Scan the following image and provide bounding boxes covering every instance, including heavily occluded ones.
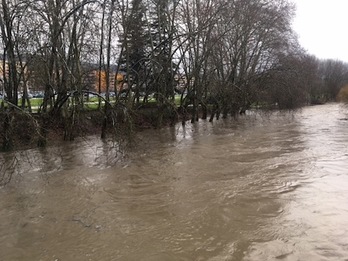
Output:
[0,0,33,150]
[2,0,348,151]
[319,59,348,101]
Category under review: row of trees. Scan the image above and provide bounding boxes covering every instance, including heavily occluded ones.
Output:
[1,0,348,151]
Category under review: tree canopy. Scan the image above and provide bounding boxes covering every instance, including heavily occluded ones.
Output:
[1,0,348,150]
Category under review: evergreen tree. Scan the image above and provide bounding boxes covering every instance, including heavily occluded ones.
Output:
[119,0,148,102]
[148,0,175,102]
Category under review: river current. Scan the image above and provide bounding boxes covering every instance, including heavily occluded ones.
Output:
[1,103,348,260]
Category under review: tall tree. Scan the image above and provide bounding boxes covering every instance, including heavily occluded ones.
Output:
[0,0,31,150]
[119,0,148,105]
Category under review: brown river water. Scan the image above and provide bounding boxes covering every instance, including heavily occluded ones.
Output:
[1,103,348,261]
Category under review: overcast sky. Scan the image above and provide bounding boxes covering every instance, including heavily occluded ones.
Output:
[291,0,348,62]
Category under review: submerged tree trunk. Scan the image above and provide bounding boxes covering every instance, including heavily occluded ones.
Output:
[37,114,49,147]
[2,110,14,151]
[201,102,207,120]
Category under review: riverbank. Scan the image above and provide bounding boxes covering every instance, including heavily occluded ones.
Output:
[1,101,339,152]
[0,104,182,152]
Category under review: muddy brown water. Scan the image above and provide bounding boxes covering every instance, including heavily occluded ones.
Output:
[1,103,348,261]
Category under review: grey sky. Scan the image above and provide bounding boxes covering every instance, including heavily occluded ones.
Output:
[292,0,348,62]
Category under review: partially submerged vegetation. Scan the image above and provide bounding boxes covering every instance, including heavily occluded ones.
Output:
[1,0,348,151]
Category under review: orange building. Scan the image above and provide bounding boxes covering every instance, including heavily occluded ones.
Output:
[94,71,126,92]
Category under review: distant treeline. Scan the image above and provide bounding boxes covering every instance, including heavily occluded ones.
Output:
[1,0,348,151]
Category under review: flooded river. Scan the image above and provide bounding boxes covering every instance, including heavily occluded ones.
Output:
[1,103,348,261]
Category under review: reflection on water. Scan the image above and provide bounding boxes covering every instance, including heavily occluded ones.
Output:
[1,103,348,260]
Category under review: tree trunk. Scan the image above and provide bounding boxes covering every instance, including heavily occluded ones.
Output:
[37,115,49,147]
[2,110,14,151]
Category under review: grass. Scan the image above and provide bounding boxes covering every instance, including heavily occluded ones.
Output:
[30,98,44,107]
[0,94,185,112]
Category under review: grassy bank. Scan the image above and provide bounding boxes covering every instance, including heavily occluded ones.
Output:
[0,94,183,112]
[0,94,186,151]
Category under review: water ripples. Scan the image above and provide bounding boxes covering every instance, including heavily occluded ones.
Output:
[1,103,348,260]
